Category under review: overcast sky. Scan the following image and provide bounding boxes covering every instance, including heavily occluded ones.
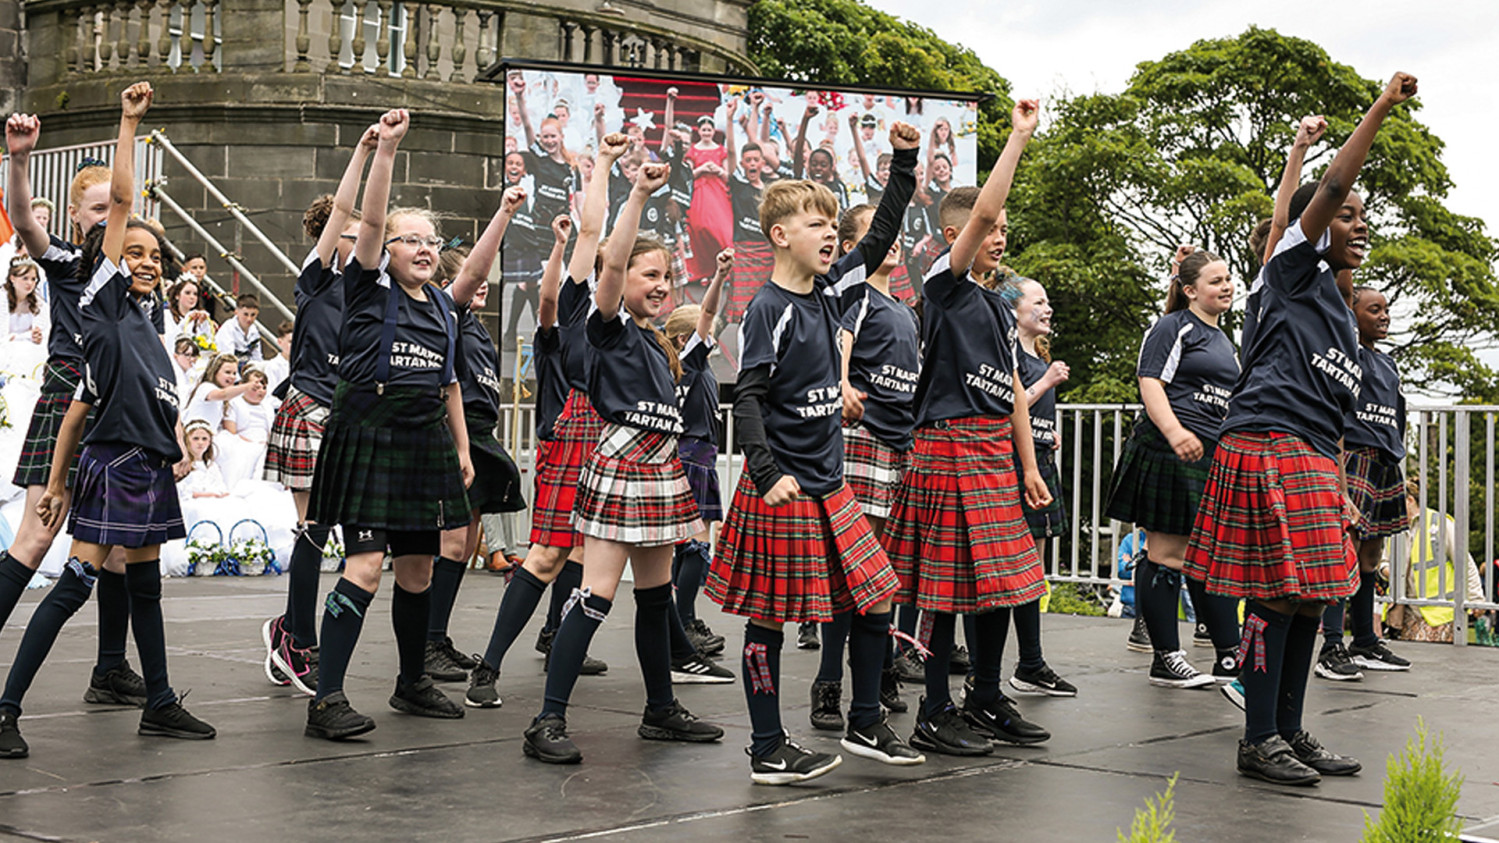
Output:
[867,0,1496,230]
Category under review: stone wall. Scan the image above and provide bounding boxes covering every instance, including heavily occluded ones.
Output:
[0,0,23,115]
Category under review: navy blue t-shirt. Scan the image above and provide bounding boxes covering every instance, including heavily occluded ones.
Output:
[1016,346,1057,449]
[337,255,457,391]
[661,139,696,211]
[36,236,85,363]
[1345,346,1405,461]
[676,333,720,443]
[864,172,885,206]
[913,252,1020,426]
[1222,221,1360,459]
[558,274,595,394]
[76,258,182,461]
[522,143,577,230]
[289,248,345,406]
[457,304,502,427]
[842,286,920,451]
[729,172,769,244]
[1136,308,1239,441]
[533,325,568,441]
[586,308,683,435]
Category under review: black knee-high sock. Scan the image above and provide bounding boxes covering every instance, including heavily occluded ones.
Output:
[1277,613,1321,738]
[673,540,708,623]
[0,559,96,714]
[285,524,330,649]
[1185,576,1240,651]
[1349,573,1378,649]
[742,622,784,757]
[967,610,1006,707]
[391,583,430,687]
[1137,556,1181,652]
[815,611,852,684]
[124,562,175,710]
[633,584,676,711]
[921,612,956,718]
[427,557,466,642]
[1320,600,1346,649]
[1012,599,1044,670]
[1240,601,1292,744]
[0,551,33,633]
[540,591,611,718]
[961,612,978,652]
[991,607,1012,673]
[847,610,891,729]
[546,560,583,633]
[94,568,130,673]
[315,578,373,702]
[668,597,696,661]
[480,566,547,670]
[895,604,918,652]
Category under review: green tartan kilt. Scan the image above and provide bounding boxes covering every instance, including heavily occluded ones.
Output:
[308,381,470,531]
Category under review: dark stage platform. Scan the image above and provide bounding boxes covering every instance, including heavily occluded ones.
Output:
[3,574,1496,842]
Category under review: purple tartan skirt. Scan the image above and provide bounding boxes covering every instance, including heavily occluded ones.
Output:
[678,436,723,523]
[69,442,185,548]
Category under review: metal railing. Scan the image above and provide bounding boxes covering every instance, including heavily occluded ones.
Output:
[0,136,161,239]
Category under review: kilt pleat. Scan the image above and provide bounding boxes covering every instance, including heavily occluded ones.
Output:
[68,443,185,547]
[530,389,604,548]
[307,382,470,532]
[679,436,723,523]
[706,473,898,623]
[1184,431,1356,602]
[1104,418,1215,536]
[262,385,329,491]
[13,359,86,488]
[842,420,908,521]
[467,419,527,515]
[884,416,1046,613]
[1344,447,1409,540]
[726,240,774,323]
[573,424,703,545]
[1017,450,1068,539]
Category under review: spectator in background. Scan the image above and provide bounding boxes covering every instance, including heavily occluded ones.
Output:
[164,277,215,348]
[3,257,47,346]
[264,319,293,396]
[170,336,202,405]
[218,366,275,490]
[214,293,263,363]
[1385,477,1488,643]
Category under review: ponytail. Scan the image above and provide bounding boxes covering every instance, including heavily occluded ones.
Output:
[1163,250,1223,314]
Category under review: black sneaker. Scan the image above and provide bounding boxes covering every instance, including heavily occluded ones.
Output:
[1211,648,1241,683]
[305,691,376,740]
[670,652,735,684]
[524,715,582,764]
[948,645,972,675]
[1010,663,1078,697]
[139,694,216,740]
[1126,616,1152,653]
[747,734,842,785]
[797,622,820,650]
[1192,621,1213,648]
[1314,643,1365,682]
[0,709,28,759]
[808,680,844,731]
[443,637,479,671]
[543,648,609,676]
[1286,730,1361,776]
[910,698,993,756]
[423,639,468,682]
[638,700,724,742]
[686,618,726,656]
[892,649,925,683]
[261,616,292,687]
[960,691,1050,745]
[84,661,149,707]
[880,666,908,713]
[388,675,464,719]
[841,715,925,766]
[465,661,502,709]
[1348,640,1412,672]
[1148,650,1216,689]
[1237,735,1321,786]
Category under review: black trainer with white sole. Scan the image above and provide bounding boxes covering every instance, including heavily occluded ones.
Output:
[465,662,502,709]
[1010,663,1078,697]
[841,717,925,766]
[748,735,842,785]
[960,693,1050,745]
[670,652,735,684]
[910,699,993,757]
[1348,640,1411,672]
[1314,643,1364,681]
[1148,650,1216,689]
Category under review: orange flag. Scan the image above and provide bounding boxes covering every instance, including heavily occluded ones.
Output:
[0,177,14,245]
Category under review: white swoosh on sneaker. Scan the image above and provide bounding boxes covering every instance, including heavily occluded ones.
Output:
[762,758,788,770]
[853,730,879,747]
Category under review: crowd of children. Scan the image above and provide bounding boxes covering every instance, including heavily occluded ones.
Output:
[0,71,1428,793]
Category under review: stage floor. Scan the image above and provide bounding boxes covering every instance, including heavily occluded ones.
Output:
[3,574,1496,842]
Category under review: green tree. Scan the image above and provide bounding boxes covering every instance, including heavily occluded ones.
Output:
[1031,26,1499,398]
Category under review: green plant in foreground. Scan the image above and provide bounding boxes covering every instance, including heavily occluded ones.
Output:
[1362,718,1465,842]
[1118,772,1177,843]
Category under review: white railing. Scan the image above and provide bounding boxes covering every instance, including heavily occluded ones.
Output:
[0,136,161,238]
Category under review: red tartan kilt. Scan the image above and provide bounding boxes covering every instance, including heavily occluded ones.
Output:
[529,390,603,548]
[706,473,899,623]
[884,417,1046,612]
[573,424,704,546]
[1184,431,1356,602]
[262,386,329,491]
[888,264,915,302]
[725,239,774,324]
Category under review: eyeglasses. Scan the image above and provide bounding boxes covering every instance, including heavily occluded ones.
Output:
[385,234,444,248]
